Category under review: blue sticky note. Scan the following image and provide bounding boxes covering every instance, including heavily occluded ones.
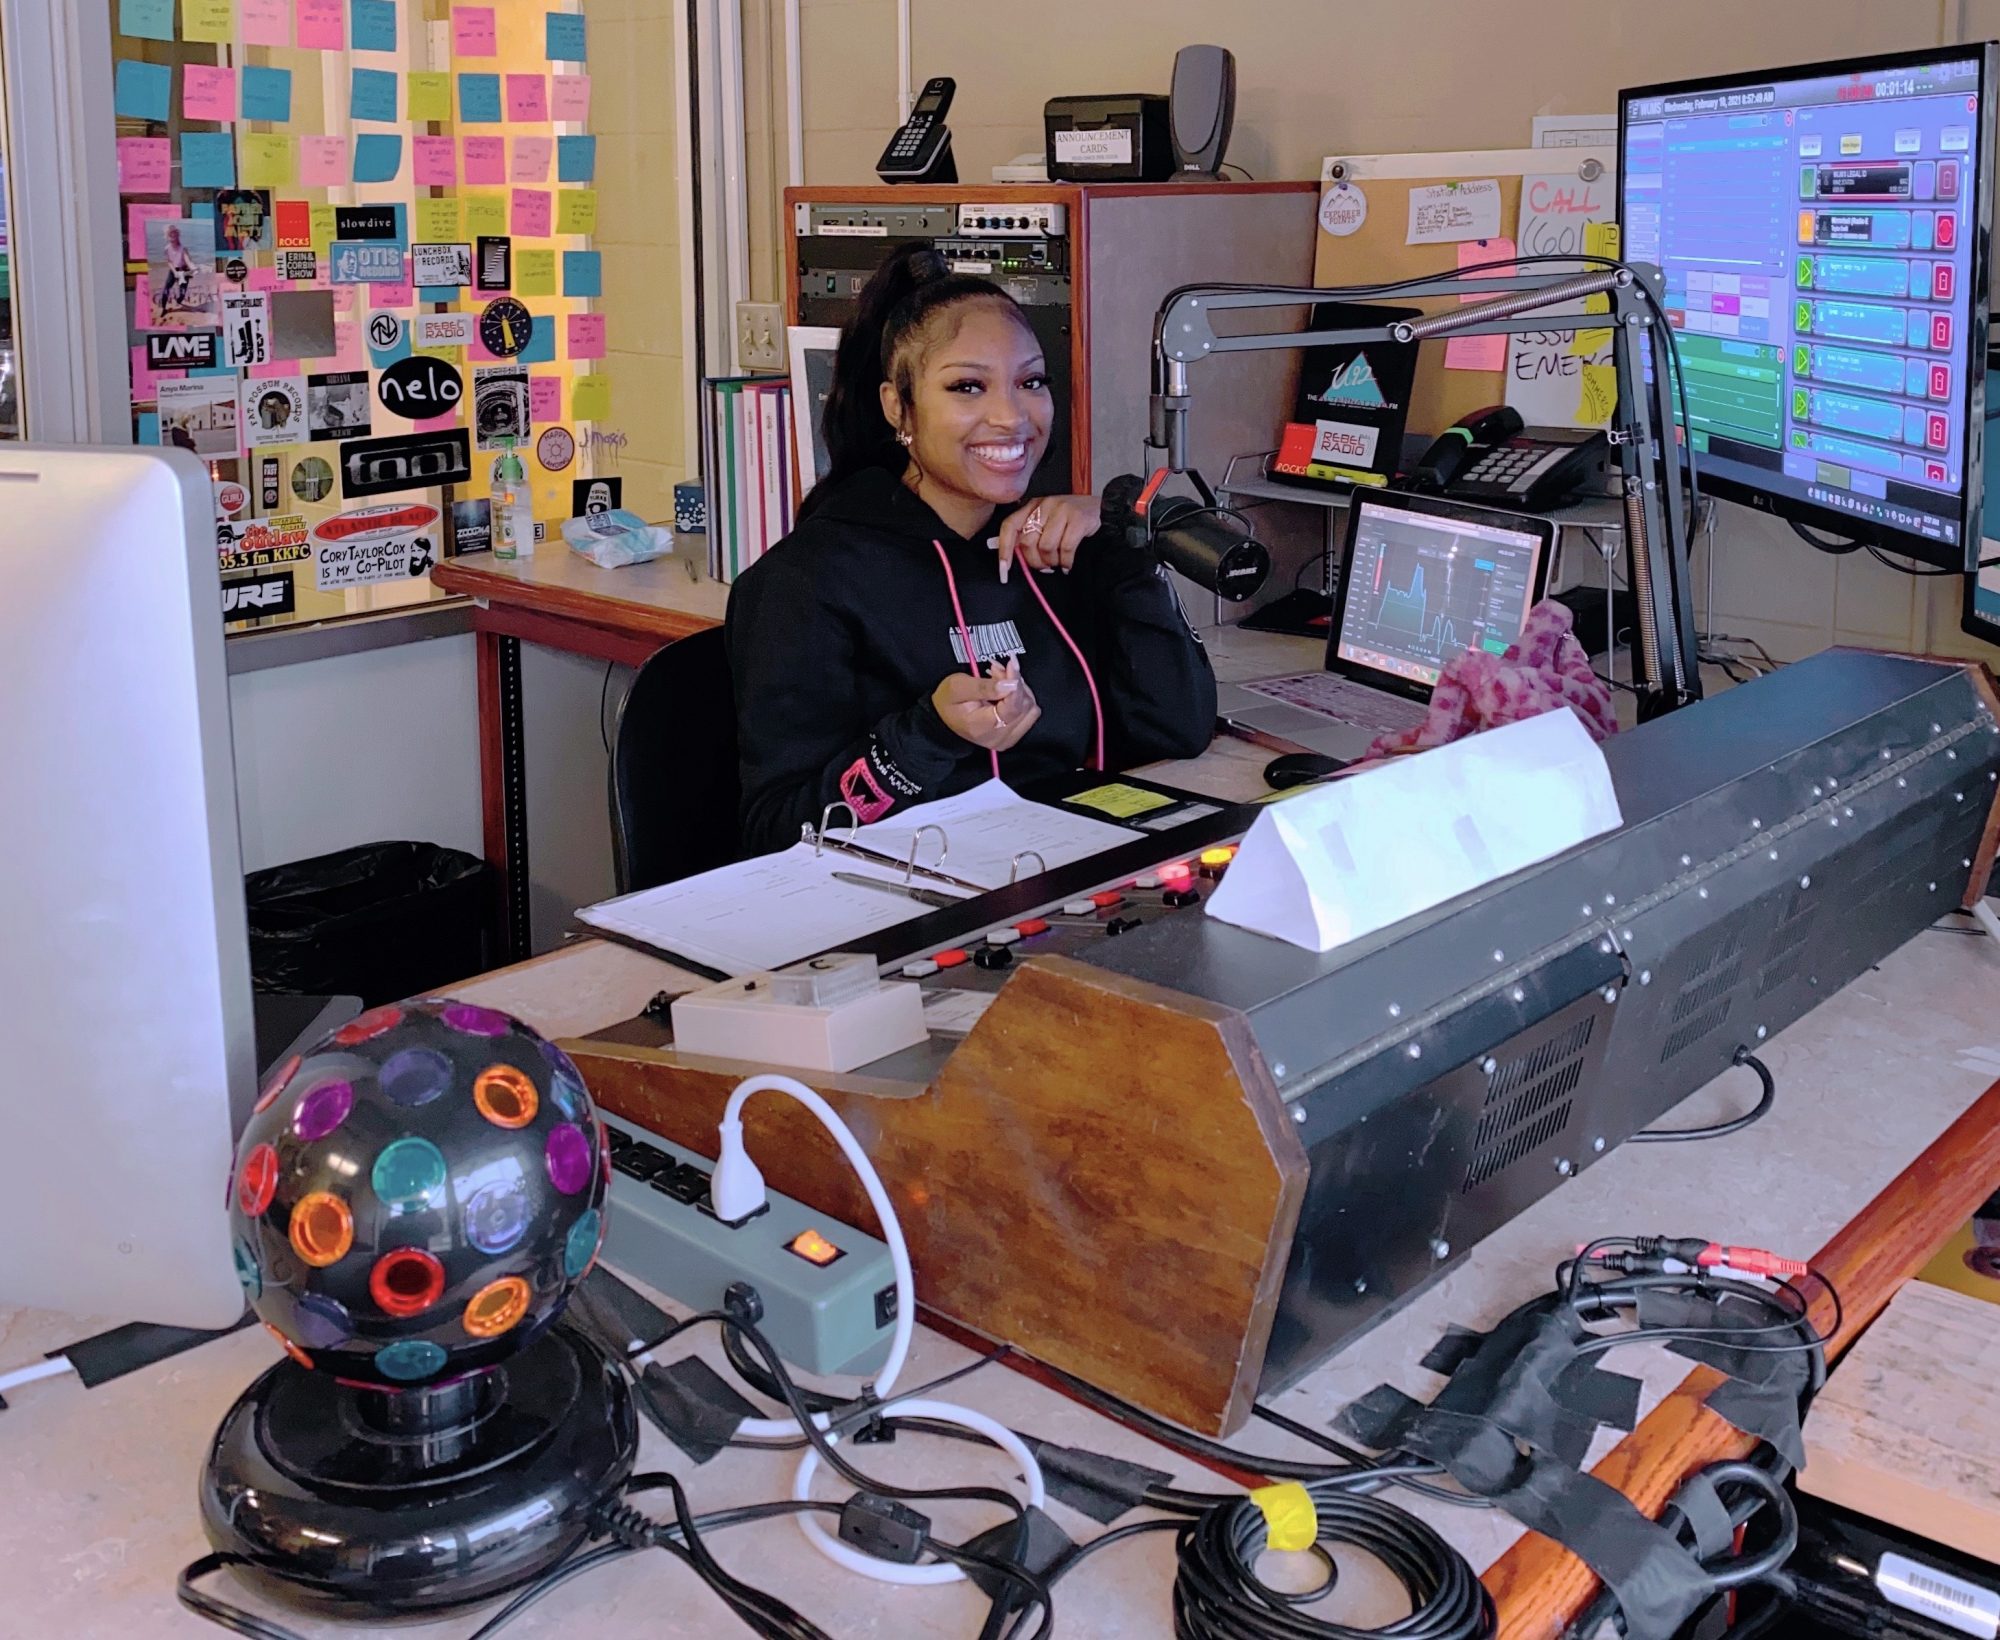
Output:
[350,0,397,51]
[458,72,502,123]
[180,132,237,189]
[350,66,397,123]
[417,285,458,305]
[191,200,216,225]
[114,59,171,121]
[517,322,556,365]
[241,65,294,123]
[353,132,404,183]
[545,11,587,60]
[136,412,161,443]
[556,135,596,184]
[562,250,602,297]
[118,0,173,40]
[190,364,237,378]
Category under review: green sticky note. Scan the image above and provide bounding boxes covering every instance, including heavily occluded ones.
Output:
[569,372,610,421]
[241,134,296,188]
[309,203,338,251]
[414,195,461,242]
[407,71,451,124]
[1065,782,1174,820]
[554,188,596,236]
[119,0,175,41]
[464,194,507,237]
[515,248,555,296]
[181,0,234,42]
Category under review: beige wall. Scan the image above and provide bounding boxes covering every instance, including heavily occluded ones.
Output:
[733,0,1995,663]
[594,0,685,519]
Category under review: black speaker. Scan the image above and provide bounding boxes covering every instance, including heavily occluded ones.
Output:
[1170,45,1236,176]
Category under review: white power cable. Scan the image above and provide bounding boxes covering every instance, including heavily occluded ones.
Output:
[707,1072,1044,1587]
[0,1356,74,1397]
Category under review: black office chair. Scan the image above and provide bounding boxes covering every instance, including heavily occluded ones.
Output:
[608,626,741,894]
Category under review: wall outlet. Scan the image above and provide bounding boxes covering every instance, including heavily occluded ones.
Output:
[736,301,784,371]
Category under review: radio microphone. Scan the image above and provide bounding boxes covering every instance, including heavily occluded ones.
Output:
[1104,471,1270,602]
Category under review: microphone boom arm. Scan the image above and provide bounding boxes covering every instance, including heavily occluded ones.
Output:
[1147,265,1699,718]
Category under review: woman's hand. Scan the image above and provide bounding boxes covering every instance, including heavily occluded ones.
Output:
[932,658,1040,750]
[993,494,1103,583]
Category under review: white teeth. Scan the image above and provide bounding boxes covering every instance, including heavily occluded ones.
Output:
[972,443,1026,463]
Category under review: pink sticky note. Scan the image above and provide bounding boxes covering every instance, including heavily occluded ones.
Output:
[131,344,164,402]
[132,276,152,329]
[127,202,177,259]
[468,329,499,364]
[511,137,552,183]
[241,0,289,46]
[550,74,590,123]
[413,135,457,187]
[252,357,292,379]
[247,267,282,292]
[371,275,414,310]
[117,136,172,193]
[566,312,606,360]
[530,375,563,423]
[452,4,497,55]
[410,411,459,433]
[332,319,364,369]
[1445,237,1516,372]
[506,74,548,123]
[463,136,505,185]
[295,0,342,49]
[183,63,237,122]
[329,285,358,314]
[299,135,347,186]
[511,187,551,237]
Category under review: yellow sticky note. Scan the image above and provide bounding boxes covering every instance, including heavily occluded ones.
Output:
[569,373,610,421]
[515,248,555,296]
[308,204,338,252]
[1570,293,1612,358]
[1583,220,1621,261]
[407,71,452,125]
[464,193,506,237]
[414,195,461,243]
[181,0,234,42]
[554,189,597,236]
[1579,362,1617,426]
[240,134,296,189]
[1066,782,1173,820]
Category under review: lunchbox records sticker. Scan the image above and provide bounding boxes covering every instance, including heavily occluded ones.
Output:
[313,503,442,590]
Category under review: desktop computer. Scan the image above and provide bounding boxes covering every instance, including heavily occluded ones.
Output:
[0,444,253,1329]
[1620,46,1997,574]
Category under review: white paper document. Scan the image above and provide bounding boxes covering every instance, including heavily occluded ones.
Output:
[1204,710,1624,954]
[577,780,1137,975]
[1406,180,1502,245]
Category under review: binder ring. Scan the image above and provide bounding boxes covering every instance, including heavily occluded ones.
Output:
[809,801,859,855]
[904,824,948,883]
[1008,850,1047,884]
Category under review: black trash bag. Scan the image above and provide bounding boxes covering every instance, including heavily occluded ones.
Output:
[245,842,497,1008]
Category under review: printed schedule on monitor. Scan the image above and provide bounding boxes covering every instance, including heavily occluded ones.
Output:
[1624,54,1986,550]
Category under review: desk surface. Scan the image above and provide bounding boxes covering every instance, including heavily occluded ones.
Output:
[7,725,1998,1637]
[431,541,729,644]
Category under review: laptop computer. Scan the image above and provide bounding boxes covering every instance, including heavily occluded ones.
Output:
[1216,490,1557,763]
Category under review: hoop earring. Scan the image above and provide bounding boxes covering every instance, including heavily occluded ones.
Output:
[895,430,913,447]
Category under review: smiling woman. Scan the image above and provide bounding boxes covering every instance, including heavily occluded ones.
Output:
[723,243,1218,858]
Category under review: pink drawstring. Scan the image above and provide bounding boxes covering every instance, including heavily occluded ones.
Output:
[931,538,1105,777]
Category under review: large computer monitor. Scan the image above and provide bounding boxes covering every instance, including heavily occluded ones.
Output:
[0,445,253,1328]
[1621,45,1997,569]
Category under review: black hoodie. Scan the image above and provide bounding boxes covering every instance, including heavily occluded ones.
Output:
[725,467,1217,857]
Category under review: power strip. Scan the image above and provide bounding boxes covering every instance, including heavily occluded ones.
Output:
[600,1114,896,1378]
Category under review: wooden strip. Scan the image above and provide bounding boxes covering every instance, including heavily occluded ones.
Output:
[469,600,669,668]
[433,561,721,647]
[1486,1074,2000,1640]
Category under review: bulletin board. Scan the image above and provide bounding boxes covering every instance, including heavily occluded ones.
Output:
[110,0,612,633]
[1312,147,1618,440]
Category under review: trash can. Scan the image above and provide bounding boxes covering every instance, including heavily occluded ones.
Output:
[245,842,498,1008]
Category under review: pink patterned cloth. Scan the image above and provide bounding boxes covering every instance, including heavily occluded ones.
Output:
[1365,599,1617,760]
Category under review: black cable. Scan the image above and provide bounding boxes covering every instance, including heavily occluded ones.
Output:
[598,659,616,754]
[1172,1482,1495,1640]
[1631,1047,1775,1143]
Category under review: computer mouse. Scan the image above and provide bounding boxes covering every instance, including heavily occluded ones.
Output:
[1263,752,1347,790]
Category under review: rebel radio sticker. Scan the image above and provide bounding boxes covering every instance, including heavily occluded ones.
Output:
[313,503,443,589]
[414,312,476,350]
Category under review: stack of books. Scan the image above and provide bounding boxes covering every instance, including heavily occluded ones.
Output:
[701,375,796,581]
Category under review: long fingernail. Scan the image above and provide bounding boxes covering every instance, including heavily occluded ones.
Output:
[999,562,1010,583]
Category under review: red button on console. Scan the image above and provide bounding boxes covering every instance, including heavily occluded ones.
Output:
[1090,891,1124,908]
[1015,918,1050,936]
[932,948,970,968]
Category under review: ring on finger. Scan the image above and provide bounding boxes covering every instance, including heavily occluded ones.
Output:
[1020,504,1046,540]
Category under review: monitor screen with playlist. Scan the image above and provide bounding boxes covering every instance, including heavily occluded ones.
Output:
[1623,48,1993,564]
[1337,500,1545,688]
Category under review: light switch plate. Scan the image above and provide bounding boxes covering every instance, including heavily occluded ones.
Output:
[736,301,784,372]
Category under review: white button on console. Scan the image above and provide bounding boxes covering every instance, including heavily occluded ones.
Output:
[1136,873,1162,890]
[986,928,1021,946]
[1061,900,1094,915]
[901,959,939,978]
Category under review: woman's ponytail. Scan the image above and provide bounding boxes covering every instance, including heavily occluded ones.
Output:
[796,241,1011,521]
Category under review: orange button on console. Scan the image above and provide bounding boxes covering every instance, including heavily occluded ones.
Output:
[787,1228,845,1267]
